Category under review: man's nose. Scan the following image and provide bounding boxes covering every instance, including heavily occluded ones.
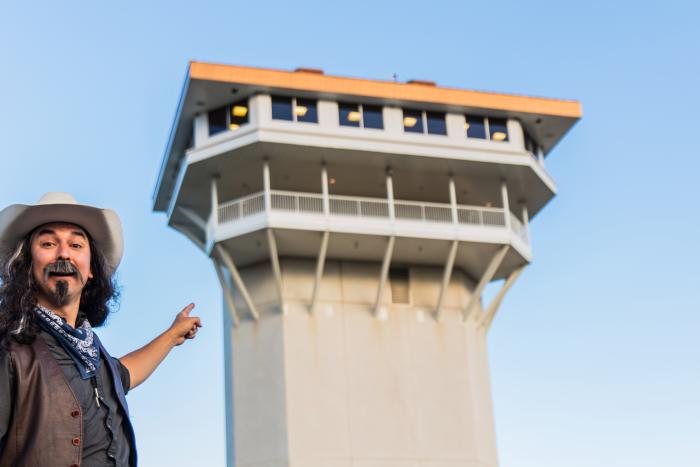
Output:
[56,242,72,260]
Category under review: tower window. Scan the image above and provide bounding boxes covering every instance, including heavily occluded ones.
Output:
[339,103,384,129]
[465,115,509,142]
[208,99,249,136]
[272,96,293,120]
[272,95,318,123]
[403,109,446,135]
[426,111,447,135]
[389,267,410,304]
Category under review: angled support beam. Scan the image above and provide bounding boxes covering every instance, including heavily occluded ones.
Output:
[480,266,525,331]
[215,243,259,321]
[374,236,395,317]
[212,258,240,327]
[266,229,284,309]
[435,240,459,320]
[177,206,207,232]
[171,222,205,251]
[310,231,330,314]
[463,245,509,322]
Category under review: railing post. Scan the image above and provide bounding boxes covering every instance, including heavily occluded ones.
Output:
[207,176,219,250]
[263,158,271,213]
[501,179,511,231]
[449,174,458,225]
[386,168,395,221]
[321,163,330,216]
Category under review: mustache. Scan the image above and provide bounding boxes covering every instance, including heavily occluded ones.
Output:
[43,260,84,283]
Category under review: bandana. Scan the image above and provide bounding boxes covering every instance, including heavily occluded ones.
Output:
[35,304,101,379]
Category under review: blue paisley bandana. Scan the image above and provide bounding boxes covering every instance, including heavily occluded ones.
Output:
[35,304,101,379]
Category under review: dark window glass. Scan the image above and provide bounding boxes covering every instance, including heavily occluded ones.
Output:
[229,100,249,129]
[488,118,509,142]
[271,96,293,121]
[296,98,318,123]
[403,109,423,133]
[339,103,361,127]
[426,111,447,135]
[363,105,384,129]
[208,106,227,135]
[389,267,410,304]
[465,115,486,139]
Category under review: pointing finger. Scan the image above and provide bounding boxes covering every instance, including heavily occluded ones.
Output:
[181,303,195,316]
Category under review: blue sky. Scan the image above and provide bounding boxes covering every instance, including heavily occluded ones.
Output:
[1,1,698,466]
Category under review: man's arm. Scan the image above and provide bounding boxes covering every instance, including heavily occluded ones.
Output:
[119,303,201,389]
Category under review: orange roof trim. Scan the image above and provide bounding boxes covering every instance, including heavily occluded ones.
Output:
[189,61,582,119]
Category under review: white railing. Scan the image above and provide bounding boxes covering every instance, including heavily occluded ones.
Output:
[219,192,265,223]
[218,189,528,241]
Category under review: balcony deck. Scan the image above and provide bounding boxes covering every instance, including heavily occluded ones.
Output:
[208,190,531,280]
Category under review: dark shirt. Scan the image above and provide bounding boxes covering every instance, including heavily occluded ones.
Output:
[0,330,132,466]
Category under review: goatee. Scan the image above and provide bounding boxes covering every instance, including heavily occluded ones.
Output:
[54,280,69,306]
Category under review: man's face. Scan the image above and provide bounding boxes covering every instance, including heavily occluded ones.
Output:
[30,222,93,308]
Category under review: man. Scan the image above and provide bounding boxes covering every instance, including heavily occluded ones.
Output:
[0,192,202,466]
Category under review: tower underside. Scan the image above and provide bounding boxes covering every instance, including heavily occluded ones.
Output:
[224,258,499,467]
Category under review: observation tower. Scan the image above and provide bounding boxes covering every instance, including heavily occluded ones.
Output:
[153,62,581,467]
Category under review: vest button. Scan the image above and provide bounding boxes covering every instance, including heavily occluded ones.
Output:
[72,437,81,446]
[71,410,80,418]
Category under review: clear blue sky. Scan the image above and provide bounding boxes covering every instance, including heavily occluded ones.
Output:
[1,1,698,466]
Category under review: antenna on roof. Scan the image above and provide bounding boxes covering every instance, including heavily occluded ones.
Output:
[392,72,398,82]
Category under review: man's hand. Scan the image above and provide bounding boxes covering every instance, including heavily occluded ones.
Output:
[168,303,202,346]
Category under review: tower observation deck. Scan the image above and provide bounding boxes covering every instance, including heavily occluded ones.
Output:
[153,62,581,467]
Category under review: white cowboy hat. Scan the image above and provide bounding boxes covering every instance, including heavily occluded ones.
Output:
[0,192,123,273]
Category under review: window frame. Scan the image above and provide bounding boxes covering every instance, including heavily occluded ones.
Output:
[464,115,510,142]
[402,109,447,136]
[207,98,250,136]
[271,95,318,124]
[338,102,384,130]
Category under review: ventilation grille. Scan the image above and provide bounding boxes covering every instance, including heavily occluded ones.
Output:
[389,268,410,304]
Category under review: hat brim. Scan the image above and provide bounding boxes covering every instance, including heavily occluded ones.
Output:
[0,203,123,274]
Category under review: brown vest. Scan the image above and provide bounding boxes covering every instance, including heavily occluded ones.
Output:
[0,337,83,467]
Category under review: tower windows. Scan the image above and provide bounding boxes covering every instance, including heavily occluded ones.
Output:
[464,115,509,142]
[403,109,447,135]
[271,96,318,123]
[207,99,249,136]
[339,103,384,129]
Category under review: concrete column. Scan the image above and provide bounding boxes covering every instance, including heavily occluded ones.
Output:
[193,113,208,148]
[386,168,395,220]
[501,180,510,232]
[321,164,330,216]
[521,203,530,243]
[449,175,458,224]
[263,159,271,212]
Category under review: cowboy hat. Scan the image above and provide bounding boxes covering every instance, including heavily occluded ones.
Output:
[0,192,123,273]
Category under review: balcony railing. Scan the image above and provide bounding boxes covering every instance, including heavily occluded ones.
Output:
[218,190,528,242]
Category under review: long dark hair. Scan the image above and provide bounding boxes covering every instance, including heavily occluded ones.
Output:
[0,231,120,347]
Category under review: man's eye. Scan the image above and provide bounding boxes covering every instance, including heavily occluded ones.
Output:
[72,243,83,249]
[41,242,54,247]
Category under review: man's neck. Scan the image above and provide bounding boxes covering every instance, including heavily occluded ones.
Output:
[36,297,80,328]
